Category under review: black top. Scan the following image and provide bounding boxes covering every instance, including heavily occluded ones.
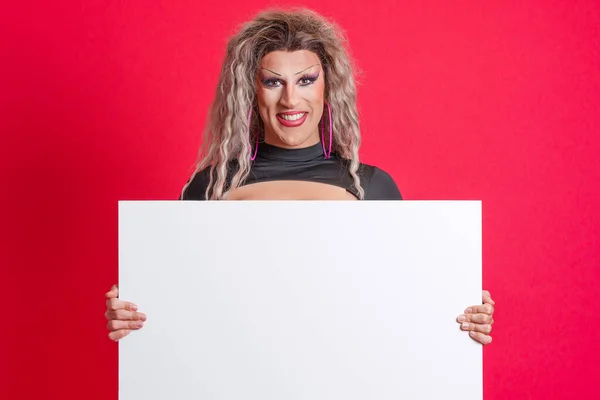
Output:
[181,142,402,200]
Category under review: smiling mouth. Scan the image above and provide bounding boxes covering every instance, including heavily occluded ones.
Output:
[276,112,308,127]
[277,112,307,121]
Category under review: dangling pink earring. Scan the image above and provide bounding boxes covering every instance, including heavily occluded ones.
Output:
[248,108,258,161]
[320,102,333,158]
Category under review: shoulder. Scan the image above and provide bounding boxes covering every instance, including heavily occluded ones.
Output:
[179,167,212,200]
[180,161,240,200]
[358,163,403,200]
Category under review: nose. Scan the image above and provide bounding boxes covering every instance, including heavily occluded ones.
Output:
[280,84,301,109]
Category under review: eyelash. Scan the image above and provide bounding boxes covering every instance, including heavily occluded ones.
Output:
[261,74,319,88]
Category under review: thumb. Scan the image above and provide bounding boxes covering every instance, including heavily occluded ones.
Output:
[105,284,119,299]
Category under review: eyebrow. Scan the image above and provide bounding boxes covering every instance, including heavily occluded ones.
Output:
[260,64,320,77]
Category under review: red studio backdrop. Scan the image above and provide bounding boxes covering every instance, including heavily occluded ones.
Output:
[2,1,599,399]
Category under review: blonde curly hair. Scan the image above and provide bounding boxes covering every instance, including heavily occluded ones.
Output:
[181,8,364,199]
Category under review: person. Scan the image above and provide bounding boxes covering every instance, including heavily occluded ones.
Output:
[104,8,495,345]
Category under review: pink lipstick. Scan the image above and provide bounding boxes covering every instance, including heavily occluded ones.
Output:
[276,112,308,127]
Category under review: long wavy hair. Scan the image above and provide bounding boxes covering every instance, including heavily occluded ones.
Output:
[181,8,364,199]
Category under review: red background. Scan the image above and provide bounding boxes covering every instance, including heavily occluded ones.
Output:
[2,1,599,399]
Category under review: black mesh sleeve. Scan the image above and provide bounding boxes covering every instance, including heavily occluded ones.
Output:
[179,169,210,200]
[364,167,403,200]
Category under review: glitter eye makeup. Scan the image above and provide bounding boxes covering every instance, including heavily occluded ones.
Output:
[260,72,320,88]
[297,72,320,86]
[259,77,281,87]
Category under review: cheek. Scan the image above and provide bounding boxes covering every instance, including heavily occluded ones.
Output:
[316,79,326,103]
[256,88,275,122]
[304,82,325,121]
[257,88,278,109]
[305,81,325,107]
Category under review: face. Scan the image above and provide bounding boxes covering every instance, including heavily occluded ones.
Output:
[256,50,325,148]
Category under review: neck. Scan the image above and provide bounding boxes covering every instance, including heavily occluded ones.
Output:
[256,140,326,162]
[263,132,320,150]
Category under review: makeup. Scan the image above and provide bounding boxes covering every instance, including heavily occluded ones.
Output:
[260,72,320,88]
[276,112,308,127]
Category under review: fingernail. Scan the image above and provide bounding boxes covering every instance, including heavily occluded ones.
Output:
[136,321,144,328]
[131,305,138,311]
[469,331,476,337]
[461,322,470,329]
[465,308,473,314]
[458,315,466,322]
[140,313,147,321]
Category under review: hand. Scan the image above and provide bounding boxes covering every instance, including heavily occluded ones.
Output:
[457,289,495,345]
[105,284,147,341]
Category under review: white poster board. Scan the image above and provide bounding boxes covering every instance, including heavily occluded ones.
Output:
[118,201,482,400]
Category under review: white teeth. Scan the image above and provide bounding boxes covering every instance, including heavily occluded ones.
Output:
[279,113,306,121]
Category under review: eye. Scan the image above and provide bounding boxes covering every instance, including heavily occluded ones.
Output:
[298,74,319,86]
[262,78,281,88]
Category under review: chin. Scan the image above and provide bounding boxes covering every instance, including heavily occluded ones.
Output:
[276,132,316,148]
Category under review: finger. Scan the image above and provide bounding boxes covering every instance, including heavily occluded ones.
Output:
[106,297,138,312]
[113,310,147,321]
[108,329,131,342]
[107,309,147,321]
[469,331,492,345]
[457,313,493,324]
[107,319,145,331]
[460,322,493,335]
[482,290,495,305]
[464,303,494,315]
[105,284,119,299]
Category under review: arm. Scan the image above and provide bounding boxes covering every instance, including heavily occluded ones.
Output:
[179,168,210,200]
[363,167,403,200]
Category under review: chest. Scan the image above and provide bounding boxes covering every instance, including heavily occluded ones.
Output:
[224,180,358,200]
